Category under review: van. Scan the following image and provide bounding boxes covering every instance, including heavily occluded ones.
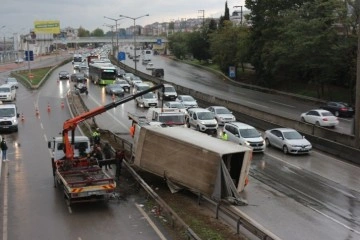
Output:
[157,83,177,100]
[223,122,265,152]
[186,108,218,134]
[151,68,164,78]
[0,103,20,132]
[133,82,150,95]
[0,84,16,102]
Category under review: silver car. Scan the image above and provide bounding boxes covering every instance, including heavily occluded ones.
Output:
[176,95,198,108]
[207,106,236,125]
[264,128,312,154]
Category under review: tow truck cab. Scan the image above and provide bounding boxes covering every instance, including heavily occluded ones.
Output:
[48,136,91,161]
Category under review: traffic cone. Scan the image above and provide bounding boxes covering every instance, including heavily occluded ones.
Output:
[21,113,25,121]
[47,103,51,112]
[61,101,64,109]
[35,107,40,116]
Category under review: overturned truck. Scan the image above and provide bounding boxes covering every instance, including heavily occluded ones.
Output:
[132,126,253,205]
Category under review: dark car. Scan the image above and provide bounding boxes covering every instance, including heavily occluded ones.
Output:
[105,84,125,97]
[151,68,164,78]
[58,71,70,80]
[70,73,87,83]
[320,101,354,117]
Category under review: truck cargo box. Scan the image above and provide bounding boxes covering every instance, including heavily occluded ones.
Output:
[133,126,252,204]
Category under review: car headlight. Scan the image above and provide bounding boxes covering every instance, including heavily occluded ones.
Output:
[244,141,250,146]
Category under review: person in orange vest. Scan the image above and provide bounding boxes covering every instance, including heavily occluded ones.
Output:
[130,124,135,138]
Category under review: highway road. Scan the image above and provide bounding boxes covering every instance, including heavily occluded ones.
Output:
[120,50,353,135]
[0,59,173,240]
[1,53,360,240]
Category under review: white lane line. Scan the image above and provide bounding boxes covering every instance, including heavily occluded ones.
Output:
[270,100,296,108]
[308,205,360,235]
[87,95,129,129]
[68,205,72,214]
[245,101,269,109]
[40,122,44,130]
[315,151,360,169]
[135,203,167,240]
[2,163,9,240]
[265,152,302,170]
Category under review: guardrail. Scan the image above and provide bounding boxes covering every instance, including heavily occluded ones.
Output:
[113,57,360,165]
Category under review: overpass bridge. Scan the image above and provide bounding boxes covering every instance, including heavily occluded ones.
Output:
[53,36,168,45]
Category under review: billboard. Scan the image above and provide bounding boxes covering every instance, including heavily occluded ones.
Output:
[34,20,60,34]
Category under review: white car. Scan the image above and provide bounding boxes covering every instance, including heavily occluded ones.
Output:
[14,58,24,64]
[5,77,19,89]
[146,62,155,70]
[223,122,265,152]
[207,106,236,125]
[176,95,198,108]
[300,109,339,127]
[264,128,312,154]
[123,73,135,83]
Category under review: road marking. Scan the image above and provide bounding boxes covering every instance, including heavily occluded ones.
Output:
[308,205,360,235]
[245,101,269,109]
[2,163,9,240]
[135,203,167,240]
[88,95,129,128]
[270,100,295,108]
[265,152,302,170]
[68,205,72,214]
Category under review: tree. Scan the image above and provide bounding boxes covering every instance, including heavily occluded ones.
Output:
[219,1,231,28]
[77,27,90,37]
[91,28,105,37]
[168,32,189,59]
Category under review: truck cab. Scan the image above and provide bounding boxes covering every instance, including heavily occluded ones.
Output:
[48,136,91,162]
[146,108,186,127]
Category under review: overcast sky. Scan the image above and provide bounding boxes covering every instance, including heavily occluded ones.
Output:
[0,0,247,35]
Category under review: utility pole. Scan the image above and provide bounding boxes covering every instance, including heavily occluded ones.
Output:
[103,23,115,55]
[234,6,243,25]
[198,10,205,27]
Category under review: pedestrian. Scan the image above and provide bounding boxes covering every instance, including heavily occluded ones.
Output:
[102,142,112,170]
[92,128,101,145]
[1,137,8,162]
[221,131,228,141]
[115,150,124,179]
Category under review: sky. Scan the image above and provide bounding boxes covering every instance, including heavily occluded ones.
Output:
[0,0,247,36]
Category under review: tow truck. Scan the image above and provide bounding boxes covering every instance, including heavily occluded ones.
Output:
[49,84,164,205]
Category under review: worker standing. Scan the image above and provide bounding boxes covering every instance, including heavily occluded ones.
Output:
[221,132,228,141]
[1,137,8,162]
[115,150,124,180]
[129,124,135,138]
[102,142,112,170]
[92,128,101,145]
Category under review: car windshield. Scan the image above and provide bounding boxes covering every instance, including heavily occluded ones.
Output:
[118,80,127,84]
[215,108,231,114]
[0,108,15,117]
[182,96,194,101]
[240,128,260,138]
[165,86,175,92]
[0,88,10,93]
[168,103,185,109]
[143,92,155,99]
[110,85,122,90]
[197,112,214,120]
[283,131,302,140]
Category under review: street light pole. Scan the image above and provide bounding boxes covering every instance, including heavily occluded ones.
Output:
[119,14,149,72]
[104,16,124,58]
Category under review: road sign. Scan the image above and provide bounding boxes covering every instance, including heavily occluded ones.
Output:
[118,51,126,61]
[229,66,236,78]
[25,51,34,61]
[157,39,162,45]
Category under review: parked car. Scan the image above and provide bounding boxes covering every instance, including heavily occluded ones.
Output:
[105,84,125,97]
[300,109,339,127]
[223,122,265,152]
[59,71,70,80]
[176,95,198,108]
[207,106,236,125]
[264,128,312,154]
[320,101,354,117]
[70,73,87,83]
[14,58,24,64]
[5,77,19,89]
[115,79,130,92]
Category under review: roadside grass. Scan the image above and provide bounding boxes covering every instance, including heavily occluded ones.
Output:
[15,67,52,86]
